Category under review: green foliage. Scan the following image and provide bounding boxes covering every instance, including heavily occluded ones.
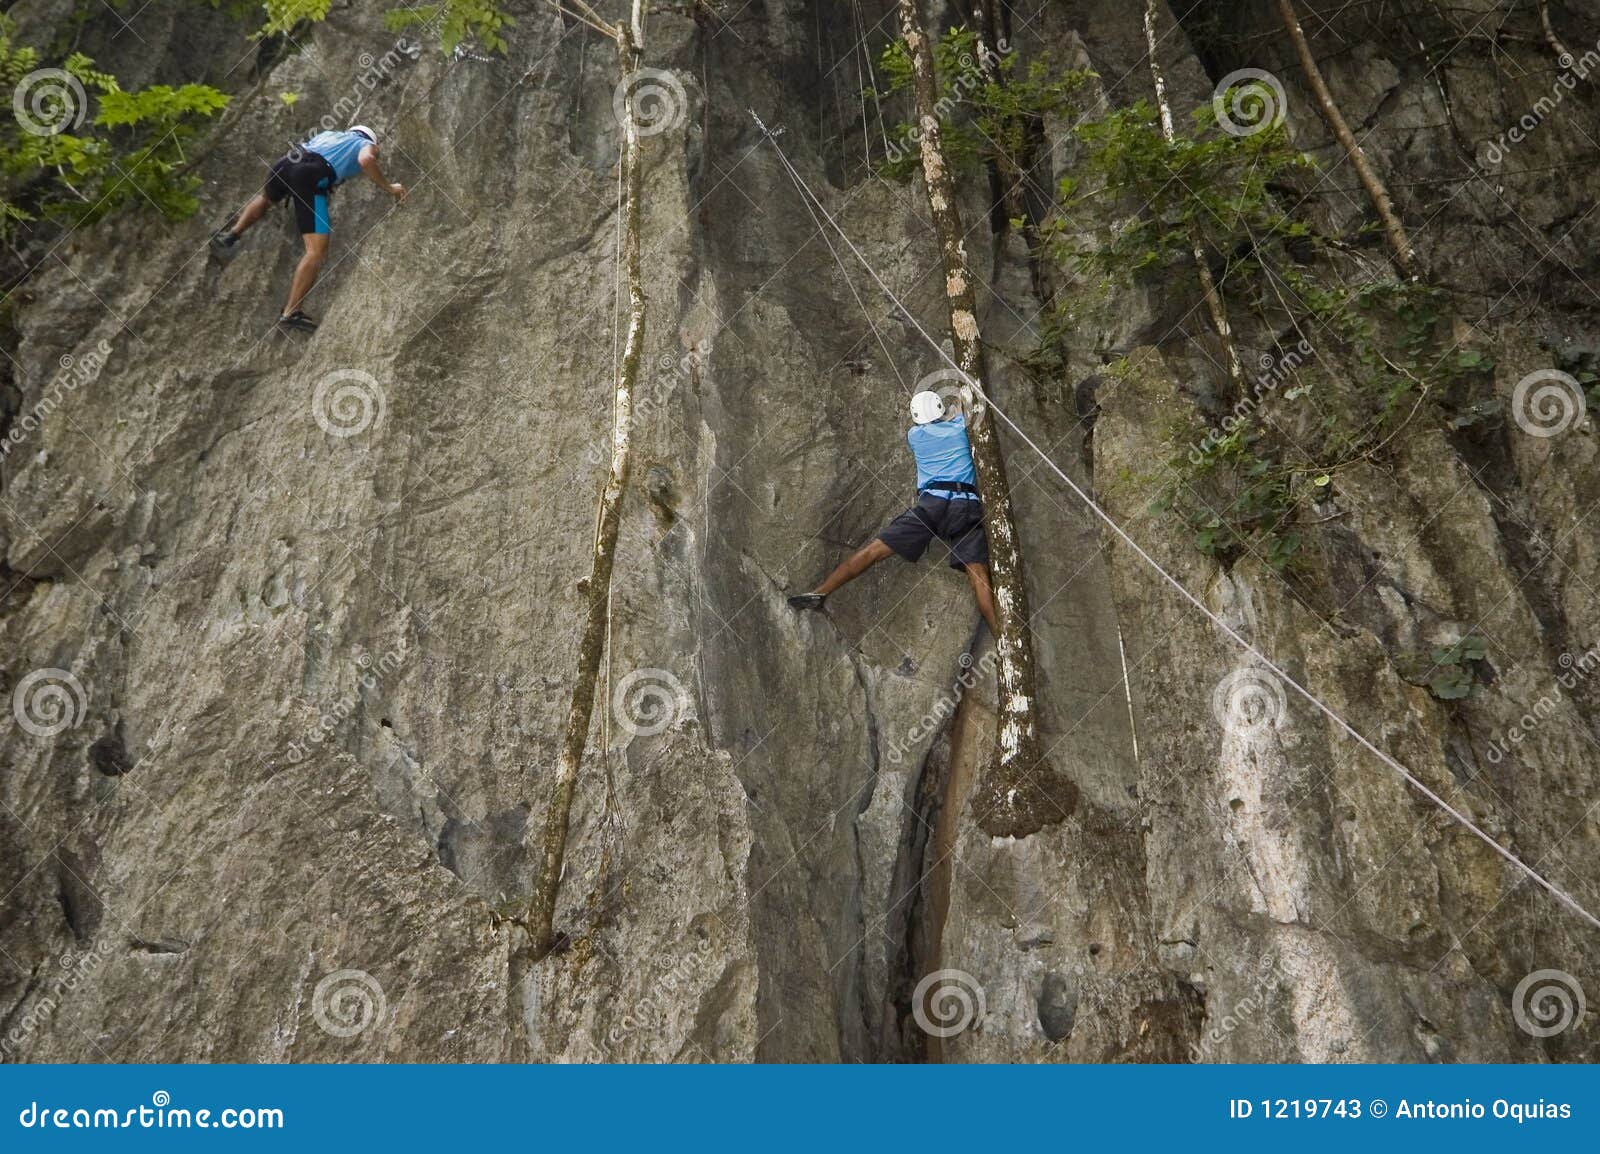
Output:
[386,2,513,55]
[0,16,228,240]
[870,27,1090,181]
[1397,636,1489,700]
[1055,98,1312,283]
[257,0,333,39]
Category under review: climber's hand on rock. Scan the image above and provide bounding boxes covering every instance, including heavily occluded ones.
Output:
[390,183,407,204]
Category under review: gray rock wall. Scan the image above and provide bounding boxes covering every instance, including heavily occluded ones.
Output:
[2,0,1597,1063]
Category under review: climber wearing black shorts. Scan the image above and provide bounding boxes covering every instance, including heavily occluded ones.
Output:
[263,152,337,236]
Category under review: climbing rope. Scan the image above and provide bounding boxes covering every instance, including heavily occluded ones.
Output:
[749,109,1600,936]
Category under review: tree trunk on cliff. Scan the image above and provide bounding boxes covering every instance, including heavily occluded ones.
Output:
[895,0,1075,838]
[1144,0,1244,393]
[528,0,647,957]
[1537,0,1574,65]
[1273,0,1419,278]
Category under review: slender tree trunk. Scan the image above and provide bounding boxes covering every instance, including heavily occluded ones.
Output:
[1273,0,1419,278]
[1144,0,1244,393]
[528,0,647,957]
[895,0,1076,838]
[971,0,1056,305]
[1537,0,1574,65]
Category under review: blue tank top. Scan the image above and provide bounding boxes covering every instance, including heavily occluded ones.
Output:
[301,130,370,184]
[907,416,978,499]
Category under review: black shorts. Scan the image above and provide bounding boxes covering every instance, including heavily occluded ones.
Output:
[877,493,990,570]
[264,153,337,235]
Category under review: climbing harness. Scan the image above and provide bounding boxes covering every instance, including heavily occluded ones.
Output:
[749,110,1600,935]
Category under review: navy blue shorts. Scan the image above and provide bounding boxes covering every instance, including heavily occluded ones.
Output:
[877,494,989,570]
[265,153,336,235]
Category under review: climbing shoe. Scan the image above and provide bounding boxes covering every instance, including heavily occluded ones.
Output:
[209,229,239,258]
[787,593,826,611]
[277,310,318,332]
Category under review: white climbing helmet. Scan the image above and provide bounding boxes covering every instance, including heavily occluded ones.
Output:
[350,124,377,144]
[910,390,946,425]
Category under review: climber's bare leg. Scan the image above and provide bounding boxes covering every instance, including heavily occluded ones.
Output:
[283,233,329,316]
[229,193,271,237]
[815,538,894,596]
[964,562,998,636]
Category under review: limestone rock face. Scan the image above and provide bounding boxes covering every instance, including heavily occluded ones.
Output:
[2,0,1597,1063]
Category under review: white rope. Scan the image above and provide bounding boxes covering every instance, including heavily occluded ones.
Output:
[750,110,1600,935]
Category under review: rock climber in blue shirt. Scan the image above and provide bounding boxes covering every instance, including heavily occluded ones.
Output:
[789,389,997,634]
[210,125,407,332]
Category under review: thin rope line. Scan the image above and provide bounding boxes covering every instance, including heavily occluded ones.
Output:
[750,110,1600,935]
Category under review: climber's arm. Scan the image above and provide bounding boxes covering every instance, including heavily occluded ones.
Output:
[359,144,407,203]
